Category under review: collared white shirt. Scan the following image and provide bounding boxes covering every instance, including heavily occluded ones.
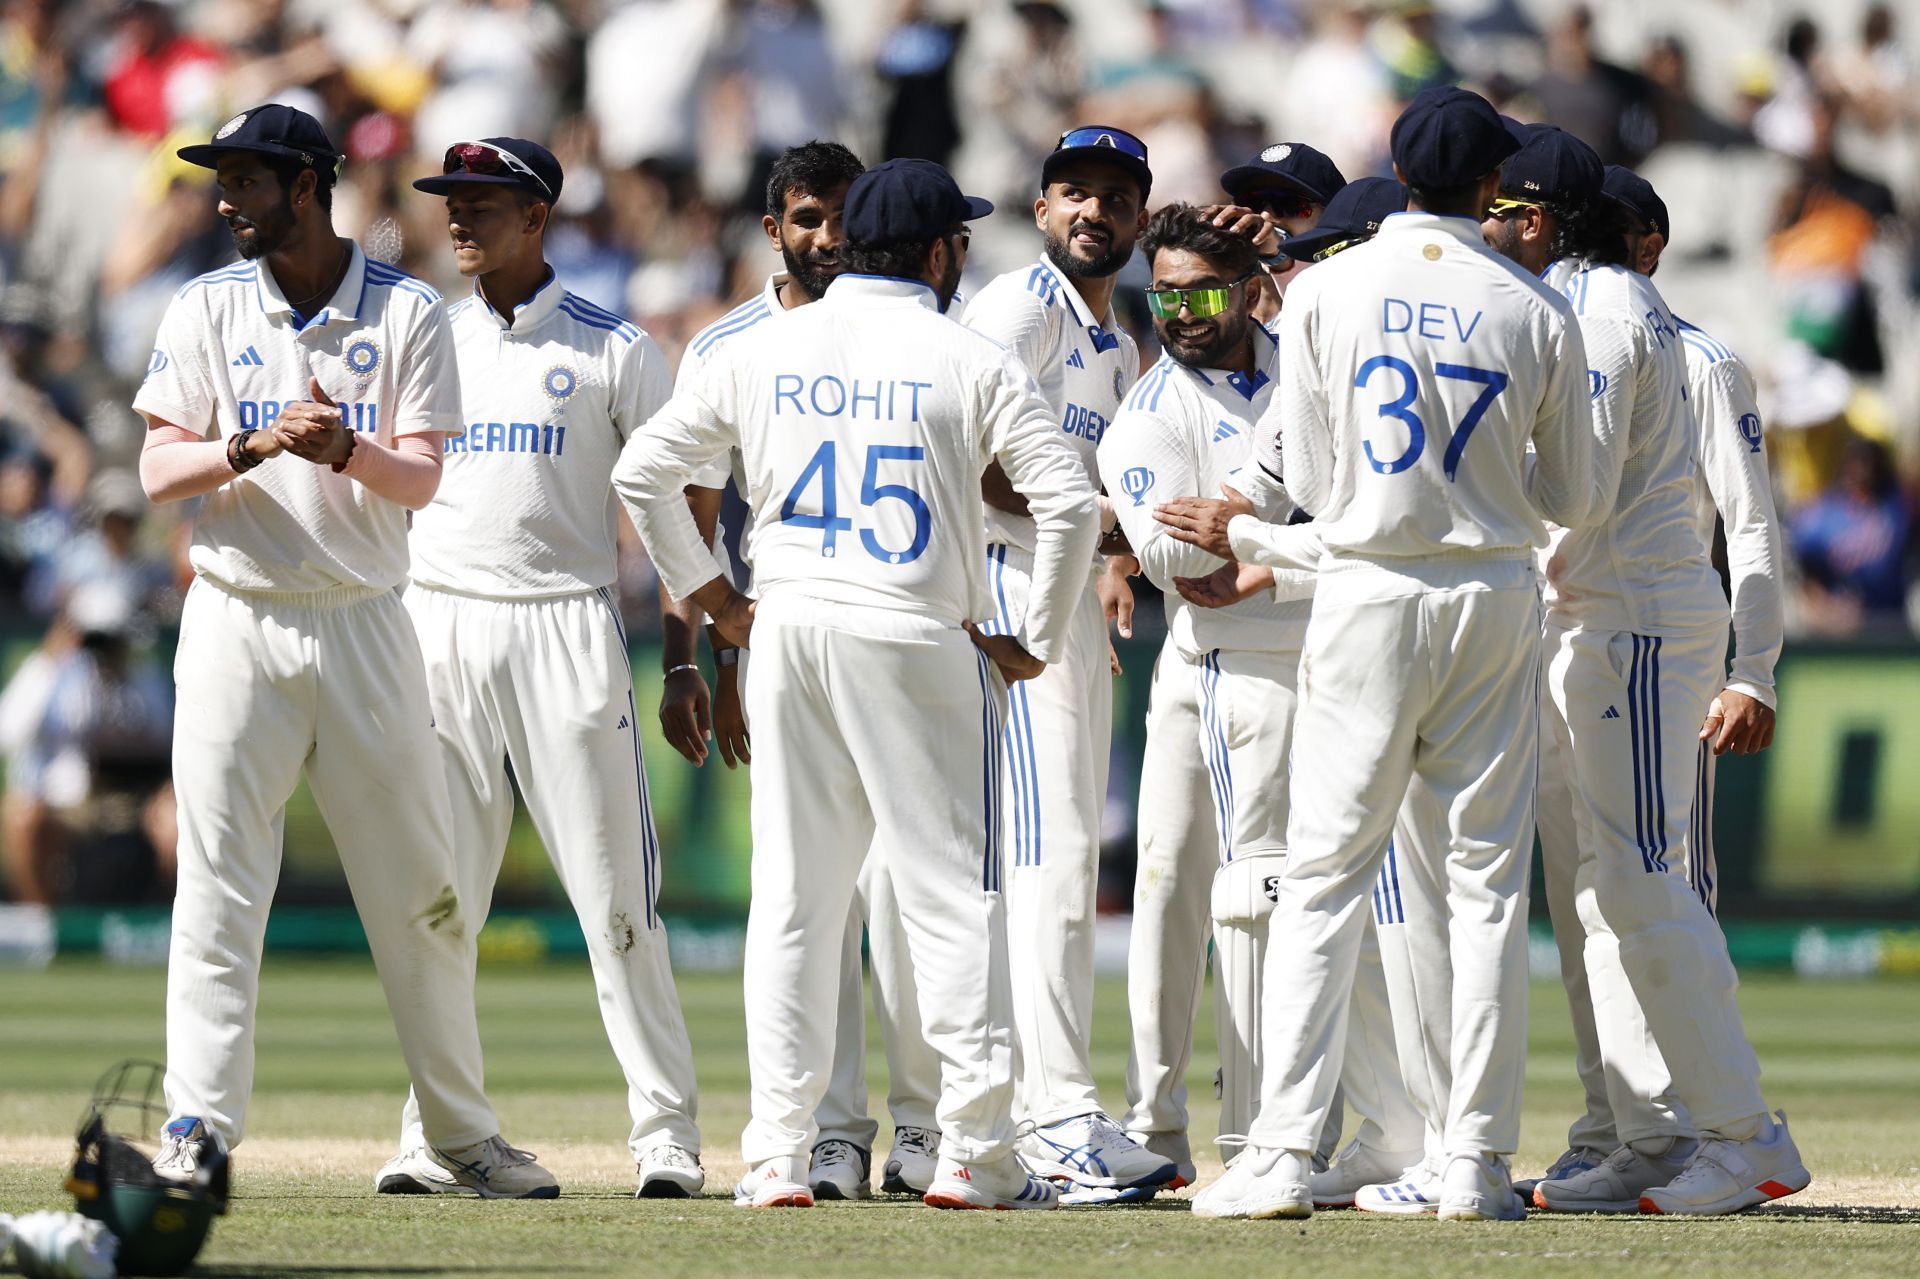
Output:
[1272,211,1594,566]
[612,274,1100,664]
[1542,258,1725,635]
[408,271,672,597]
[678,272,789,491]
[964,255,1139,551]
[134,244,461,593]
[1678,318,1785,705]
[1098,323,1311,658]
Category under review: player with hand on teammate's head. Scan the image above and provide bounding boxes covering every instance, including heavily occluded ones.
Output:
[612,157,1100,1213]
[370,138,707,1201]
[956,124,1178,1203]
[134,105,557,1198]
[1189,84,1600,1223]
[1209,142,1348,322]
[1487,129,1810,1215]
[658,141,868,776]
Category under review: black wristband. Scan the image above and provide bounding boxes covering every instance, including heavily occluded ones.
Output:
[713,647,740,668]
[229,430,265,473]
[330,428,358,474]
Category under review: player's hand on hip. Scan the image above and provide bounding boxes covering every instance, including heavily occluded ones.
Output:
[1174,562,1273,609]
[964,621,1044,684]
[275,376,352,465]
[691,577,755,649]
[659,666,712,767]
[1154,485,1253,559]
[713,666,751,769]
[1701,689,1775,756]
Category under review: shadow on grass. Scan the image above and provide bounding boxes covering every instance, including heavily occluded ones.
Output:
[1748,1204,1920,1224]
[194,1267,599,1276]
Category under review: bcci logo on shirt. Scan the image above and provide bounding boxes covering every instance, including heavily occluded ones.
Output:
[1122,466,1154,507]
[1113,368,1125,399]
[343,339,381,379]
[543,365,579,402]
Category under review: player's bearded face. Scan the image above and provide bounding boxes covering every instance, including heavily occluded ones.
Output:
[778,185,851,302]
[1039,168,1143,279]
[217,159,297,261]
[1150,249,1253,370]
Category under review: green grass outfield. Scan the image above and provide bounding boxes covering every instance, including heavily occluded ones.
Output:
[2,960,1916,1278]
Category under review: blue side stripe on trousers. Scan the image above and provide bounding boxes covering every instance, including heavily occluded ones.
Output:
[597,587,658,928]
[1647,636,1668,869]
[1197,651,1234,865]
[976,649,1002,891]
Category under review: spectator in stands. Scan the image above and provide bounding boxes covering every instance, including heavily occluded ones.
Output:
[1790,438,1916,636]
[875,0,966,167]
[1529,4,1657,163]
[25,468,173,622]
[1753,15,1831,158]
[1642,34,1750,149]
[100,0,223,140]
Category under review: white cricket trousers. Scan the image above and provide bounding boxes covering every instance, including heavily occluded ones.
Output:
[1538,620,1765,1145]
[395,585,701,1157]
[164,578,497,1150]
[739,596,1017,1165]
[981,546,1113,1125]
[1250,557,1538,1158]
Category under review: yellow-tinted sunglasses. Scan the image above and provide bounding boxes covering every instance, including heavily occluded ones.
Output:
[1145,268,1258,319]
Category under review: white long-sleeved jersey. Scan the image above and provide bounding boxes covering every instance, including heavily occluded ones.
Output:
[1273,212,1595,562]
[612,274,1100,662]
[409,274,673,597]
[964,256,1138,551]
[678,272,789,494]
[1677,317,1785,706]
[1541,259,1724,635]
[1097,323,1310,659]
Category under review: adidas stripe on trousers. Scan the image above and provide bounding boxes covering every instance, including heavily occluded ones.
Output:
[1537,619,1766,1146]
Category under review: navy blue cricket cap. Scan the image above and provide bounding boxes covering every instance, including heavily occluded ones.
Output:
[1221,141,1347,207]
[1042,124,1152,201]
[1496,124,1604,208]
[1389,85,1519,189]
[844,158,993,245]
[413,138,563,204]
[1279,177,1409,262]
[178,103,340,171]
[1602,164,1669,242]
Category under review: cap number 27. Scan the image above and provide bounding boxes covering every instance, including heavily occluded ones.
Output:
[1354,356,1509,481]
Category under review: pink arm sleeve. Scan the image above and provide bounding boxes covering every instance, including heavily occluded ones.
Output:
[139,420,234,504]
[341,432,443,510]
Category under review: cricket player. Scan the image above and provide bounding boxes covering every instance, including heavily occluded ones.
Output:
[613,158,1099,1211]
[368,138,704,1199]
[1485,135,1808,1214]
[1189,86,1595,1223]
[1155,175,1446,1214]
[958,124,1173,1199]
[134,105,555,1197]
[1218,142,1347,323]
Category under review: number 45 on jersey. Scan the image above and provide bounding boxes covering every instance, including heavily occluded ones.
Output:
[781,442,931,564]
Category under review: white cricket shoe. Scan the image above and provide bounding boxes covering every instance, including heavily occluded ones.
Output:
[733,1155,813,1208]
[1436,1153,1526,1222]
[1189,1146,1313,1220]
[881,1126,939,1195]
[1310,1139,1427,1208]
[1127,1130,1198,1190]
[153,1117,220,1181]
[808,1139,871,1201]
[1639,1112,1810,1216]
[1016,1112,1176,1190]
[1534,1141,1694,1213]
[636,1144,705,1198]
[1512,1144,1609,1199]
[1353,1155,1445,1216]
[923,1153,1060,1210]
[375,1135,559,1199]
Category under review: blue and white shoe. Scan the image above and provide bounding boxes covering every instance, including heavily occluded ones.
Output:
[1016,1112,1176,1190]
[1311,1139,1427,1208]
[1128,1129,1198,1189]
[154,1117,221,1181]
[1058,1182,1160,1206]
[1513,1145,1609,1200]
[1354,1156,1444,1216]
[924,1154,1060,1210]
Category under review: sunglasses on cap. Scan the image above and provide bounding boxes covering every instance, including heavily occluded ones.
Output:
[1246,190,1318,220]
[443,140,554,200]
[1145,268,1258,320]
[1053,126,1149,161]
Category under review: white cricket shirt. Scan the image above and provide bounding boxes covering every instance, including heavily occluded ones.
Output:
[1542,259,1725,635]
[408,272,672,597]
[1272,212,1595,563]
[612,274,1100,663]
[1677,318,1785,706]
[964,255,1138,551]
[1097,323,1311,659]
[678,272,788,493]
[133,244,461,593]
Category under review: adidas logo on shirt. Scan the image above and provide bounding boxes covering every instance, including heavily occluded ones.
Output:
[1602,705,1620,719]
[230,345,265,367]
[1065,349,1085,369]
[1213,419,1240,442]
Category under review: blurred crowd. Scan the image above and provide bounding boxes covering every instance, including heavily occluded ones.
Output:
[2,0,1919,905]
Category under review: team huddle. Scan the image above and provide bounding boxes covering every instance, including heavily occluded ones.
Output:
[130,85,1808,1221]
